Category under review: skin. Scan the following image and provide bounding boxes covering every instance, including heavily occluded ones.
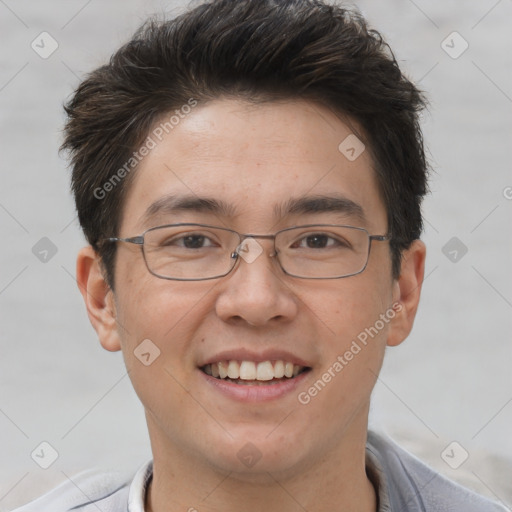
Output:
[77,98,425,512]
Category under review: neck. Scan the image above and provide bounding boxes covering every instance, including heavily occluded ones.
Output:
[144,410,377,512]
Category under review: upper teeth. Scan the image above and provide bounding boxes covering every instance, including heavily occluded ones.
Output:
[203,360,303,380]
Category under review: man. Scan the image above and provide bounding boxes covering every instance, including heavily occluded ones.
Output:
[14,0,507,510]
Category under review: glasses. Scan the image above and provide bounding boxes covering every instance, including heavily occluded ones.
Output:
[104,223,391,281]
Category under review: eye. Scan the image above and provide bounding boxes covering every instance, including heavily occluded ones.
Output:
[162,233,218,249]
[291,232,349,249]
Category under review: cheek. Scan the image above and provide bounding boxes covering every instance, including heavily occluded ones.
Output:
[116,252,192,334]
[302,271,393,343]
[113,273,218,369]
[298,273,393,397]
[112,279,214,427]
[302,312,390,421]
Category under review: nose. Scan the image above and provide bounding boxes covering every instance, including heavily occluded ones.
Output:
[215,238,299,327]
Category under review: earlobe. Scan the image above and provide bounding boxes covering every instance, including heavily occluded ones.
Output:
[386,240,426,347]
[76,246,122,352]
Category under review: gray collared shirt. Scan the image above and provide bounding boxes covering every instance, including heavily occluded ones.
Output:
[12,430,508,511]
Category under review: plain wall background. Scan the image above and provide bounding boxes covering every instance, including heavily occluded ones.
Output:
[1,0,511,509]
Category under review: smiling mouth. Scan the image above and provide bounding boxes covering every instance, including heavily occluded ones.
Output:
[201,360,310,385]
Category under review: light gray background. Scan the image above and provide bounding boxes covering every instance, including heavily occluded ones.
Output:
[1,0,511,510]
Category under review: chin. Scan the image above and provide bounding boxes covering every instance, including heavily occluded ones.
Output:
[197,426,313,478]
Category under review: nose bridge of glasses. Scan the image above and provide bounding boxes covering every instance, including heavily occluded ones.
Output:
[233,233,277,260]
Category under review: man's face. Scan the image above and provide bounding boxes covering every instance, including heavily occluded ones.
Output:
[100,99,408,476]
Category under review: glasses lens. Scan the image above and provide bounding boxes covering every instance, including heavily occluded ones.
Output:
[276,225,370,278]
[142,225,239,280]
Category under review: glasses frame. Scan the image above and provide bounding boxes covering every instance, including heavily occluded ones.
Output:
[104,223,391,281]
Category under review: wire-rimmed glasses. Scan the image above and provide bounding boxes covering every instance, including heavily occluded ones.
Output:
[104,223,391,281]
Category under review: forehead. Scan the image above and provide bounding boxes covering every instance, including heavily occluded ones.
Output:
[120,98,387,233]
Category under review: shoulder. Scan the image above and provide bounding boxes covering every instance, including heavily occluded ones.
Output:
[366,430,508,512]
[10,466,135,512]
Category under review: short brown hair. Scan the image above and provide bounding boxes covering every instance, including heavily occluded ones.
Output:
[61,0,429,289]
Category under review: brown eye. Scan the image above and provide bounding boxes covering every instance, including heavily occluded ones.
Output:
[160,233,217,249]
[291,233,348,249]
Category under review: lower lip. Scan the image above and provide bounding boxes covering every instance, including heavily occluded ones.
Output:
[200,369,310,402]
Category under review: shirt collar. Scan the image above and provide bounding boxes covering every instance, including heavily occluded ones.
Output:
[128,459,153,512]
[366,444,392,512]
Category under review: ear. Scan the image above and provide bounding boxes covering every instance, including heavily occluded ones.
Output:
[386,239,426,347]
[76,246,121,352]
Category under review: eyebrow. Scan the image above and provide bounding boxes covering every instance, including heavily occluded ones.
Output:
[140,193,366,226]
[276,195,366,224]
[141,194,237,225]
